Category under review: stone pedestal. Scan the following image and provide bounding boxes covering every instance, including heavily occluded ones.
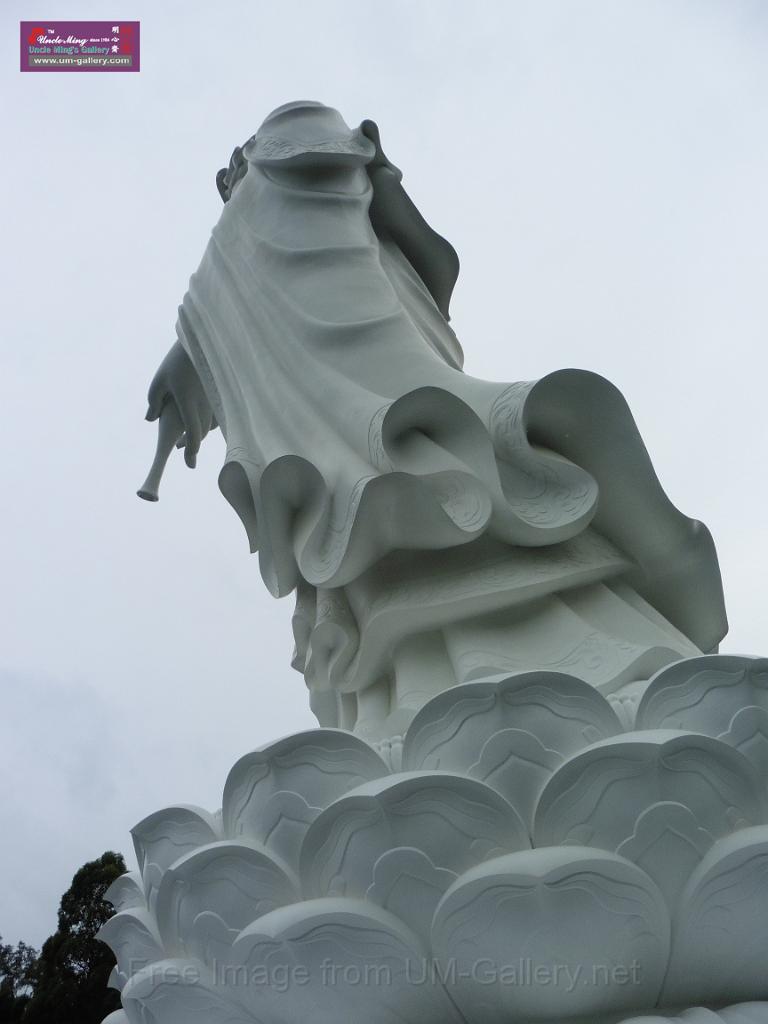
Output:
[100,655,768,1023]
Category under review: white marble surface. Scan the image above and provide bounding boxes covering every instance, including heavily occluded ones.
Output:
[101,656,768,1022]
[121,102,762,1023]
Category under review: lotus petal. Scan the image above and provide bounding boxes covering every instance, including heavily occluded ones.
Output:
[107,964,125,993]
[366,847,458,944]
[227,897,465,1023]
[121,959,253,1024]
[155,840,298,961]
[300,770,529,901]
[637,656,768,776]
[222,729,388,872]
[615,801,716,909]
[97,908,164,986]
[607,678,652,731]
[100,1012,130,1024]
[132,805,221,910]
[534,731,767,855]
[402,671,622,827]
[718,706,768,781]
[105,871,146,913]
[431,846,670,1024]
[663,826,768,1006]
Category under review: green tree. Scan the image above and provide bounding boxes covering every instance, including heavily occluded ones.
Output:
[19,851,126,1024]
[0,938,38,1022]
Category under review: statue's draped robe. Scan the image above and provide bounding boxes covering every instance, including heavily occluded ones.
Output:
[176,162,726,666]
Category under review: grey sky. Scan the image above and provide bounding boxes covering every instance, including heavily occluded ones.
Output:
[1,0,767,947]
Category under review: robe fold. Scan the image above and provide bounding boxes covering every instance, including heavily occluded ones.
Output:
[176,160,726,654]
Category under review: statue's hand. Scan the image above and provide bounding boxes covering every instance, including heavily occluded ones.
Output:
[146,341,215,468]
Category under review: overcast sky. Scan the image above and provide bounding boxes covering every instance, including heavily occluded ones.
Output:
[2,0,767,948]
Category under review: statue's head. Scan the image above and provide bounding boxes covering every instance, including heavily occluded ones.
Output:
[246,101,375,168]
[216,101,376,202]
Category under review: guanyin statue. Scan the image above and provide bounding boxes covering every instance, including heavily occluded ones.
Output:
[101,101,768,1024]
[139,99,726,746]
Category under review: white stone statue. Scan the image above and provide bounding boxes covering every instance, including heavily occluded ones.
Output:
[109,101,768,1024]
[139,100,725,745]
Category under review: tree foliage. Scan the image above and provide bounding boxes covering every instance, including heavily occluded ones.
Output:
[0,851,126,1024]
[0,940,37,995]
[0,939,37,1022]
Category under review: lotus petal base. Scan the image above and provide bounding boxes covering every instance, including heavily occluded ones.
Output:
[101,656,768,1023]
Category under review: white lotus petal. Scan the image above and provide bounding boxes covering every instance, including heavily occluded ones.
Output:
[222,729,389,871]
[97,908,163,984]
[100,1012,130,1024]
[227,897,464,1024]
[718,706,768,780]
[402,671,621,826]
[121,959,253,1024]
[156,840,298,959]
[607,678,651,731]
[466,727,564,831]
[132,805,221,910]
[615,801,715,910]
[366,847,457,944]
[663,826,768,1006]
[432,846,670,1024]
[184,912,237,970]
[300,770,529,900]
[104,871,146,913]
[636,655,768,739]
[534,730,767,853]
[106,964,126,993]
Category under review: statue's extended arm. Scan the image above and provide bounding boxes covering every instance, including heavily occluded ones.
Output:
[362,120,459,321]
[138,341,216,500]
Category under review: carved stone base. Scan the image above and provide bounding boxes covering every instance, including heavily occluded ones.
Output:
[101,655,768,1023]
